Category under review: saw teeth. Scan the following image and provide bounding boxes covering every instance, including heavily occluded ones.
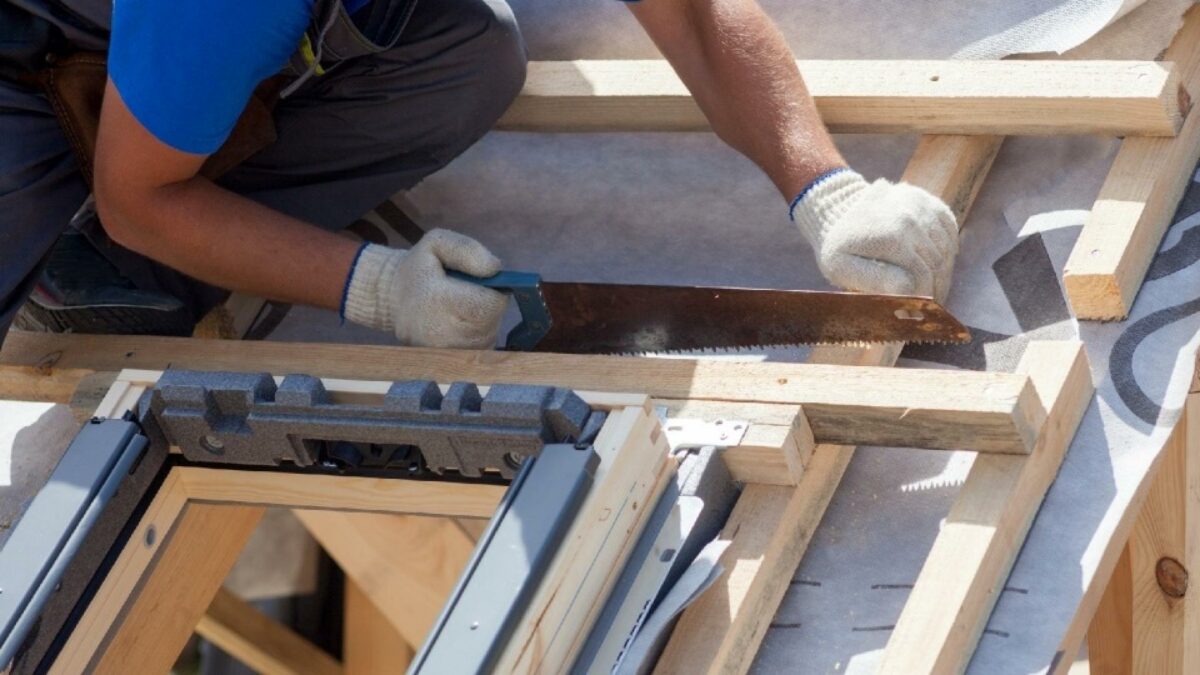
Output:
[594,336,960,357]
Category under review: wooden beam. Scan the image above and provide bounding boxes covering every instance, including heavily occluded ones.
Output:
[879,341,1093,674]
[0,332,1048,454]
[1086,390,1200,673]
[494,404,673,673]
[344,579,415,674]
[454,518,491,542]
[4,362,808,488]
[901,135,1004,223]
[499,60,1184,136]
[653,132,1003,675]
[1053,356,1200,674]
[90,503,265,674]
[180,467,505,518]
[48,470,190,674]
[1088,546,1134,674]
[1063,7,1200,319]
[721,417,813,486]
[0,365,91,405]
[295,511,476,649]
[196,587,343,675]
[653,447,854,675]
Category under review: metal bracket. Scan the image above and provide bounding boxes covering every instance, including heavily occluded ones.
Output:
[658,417,749,452]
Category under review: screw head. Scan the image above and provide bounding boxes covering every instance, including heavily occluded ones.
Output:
[200,435,225,455]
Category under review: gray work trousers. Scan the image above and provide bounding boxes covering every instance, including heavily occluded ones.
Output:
[0,0,527,346]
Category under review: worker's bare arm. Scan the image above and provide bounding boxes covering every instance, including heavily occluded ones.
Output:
[627,0,845,200]
[92,79,358,310]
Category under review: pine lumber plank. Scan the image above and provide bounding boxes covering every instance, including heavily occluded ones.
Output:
[344,579,415,674]
[90,503,265,675]
[294,512,475,649]
[555,456,678,671]
[180,467,505,518]
[1,363,807,485]
[654,133,1003,675]
[653,447,854,675]
[0,332,1047,454]
[1088,546,1134,674]
[1123,392,1196,673]
[1085,390,1200,674]
[721,417,813,486]
[901,135,1004,222]
[658,399,802,426]
[879,341,1093,674]
[1063,7,1200,320]
[493,404,672,674]
[0,365,91,404]
[196,587,343,675]
[455,517,490,542]
[1048,356,1200,674]
[499,60,1184,136]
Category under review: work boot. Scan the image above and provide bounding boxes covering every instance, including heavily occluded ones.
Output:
[16,228,194,336]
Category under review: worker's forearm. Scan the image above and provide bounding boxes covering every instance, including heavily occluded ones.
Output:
[635,0,845,199]
[97,178,359,310]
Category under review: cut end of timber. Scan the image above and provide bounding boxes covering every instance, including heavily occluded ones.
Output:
[1017,341,1093,409]
[1063,271,1131,321]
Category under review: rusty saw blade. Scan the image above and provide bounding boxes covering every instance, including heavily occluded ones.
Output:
[450,271,970,354]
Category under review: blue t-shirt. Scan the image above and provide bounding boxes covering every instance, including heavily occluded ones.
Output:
[108,0,315,154]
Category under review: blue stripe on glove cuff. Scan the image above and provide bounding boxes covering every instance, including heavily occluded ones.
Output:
[789,167,854,222]
[339,241,372,323]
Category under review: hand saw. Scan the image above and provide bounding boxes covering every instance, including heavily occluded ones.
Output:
[451,270,970,354]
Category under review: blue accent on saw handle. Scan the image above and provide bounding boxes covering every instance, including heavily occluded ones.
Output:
[447,270,551,351]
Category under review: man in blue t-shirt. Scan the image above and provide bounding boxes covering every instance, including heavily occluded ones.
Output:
[0,0,956,349]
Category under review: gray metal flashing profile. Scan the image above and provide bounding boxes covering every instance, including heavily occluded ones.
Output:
[0,416,149,670]
[411,443,600,674]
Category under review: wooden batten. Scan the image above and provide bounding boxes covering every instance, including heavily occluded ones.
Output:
[1064,7,1200,319]
[1,340,1047,455]
[500,60,1184,136]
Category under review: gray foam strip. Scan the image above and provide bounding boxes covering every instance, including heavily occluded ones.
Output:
[149,369,597,478]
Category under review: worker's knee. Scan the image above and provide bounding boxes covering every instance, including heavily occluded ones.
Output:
[444,0,528,140]
[474,0,528,109]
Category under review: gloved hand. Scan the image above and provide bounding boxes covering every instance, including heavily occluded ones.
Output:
[342,228,507,349]
[790,169,958,301]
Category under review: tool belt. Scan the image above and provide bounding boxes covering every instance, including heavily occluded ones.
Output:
[0,0,417,187]
[34,52,286,187]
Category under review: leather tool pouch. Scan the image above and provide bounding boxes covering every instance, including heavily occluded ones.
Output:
[36,51,285,187]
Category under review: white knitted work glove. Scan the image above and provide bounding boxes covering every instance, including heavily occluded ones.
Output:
[791,170,958,300]
[342,229,507,349]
